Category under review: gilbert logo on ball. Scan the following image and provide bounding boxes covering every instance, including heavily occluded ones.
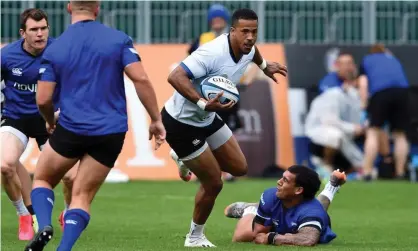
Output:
[200,76,240,104]
[209,77,235,89]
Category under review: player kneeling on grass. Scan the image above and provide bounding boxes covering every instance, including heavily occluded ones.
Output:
[224,166,346,246]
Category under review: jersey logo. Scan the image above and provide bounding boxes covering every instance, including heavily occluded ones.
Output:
[13,82,37,93]
[39,68,46,74]
[65,220,78,225]
[129,48,139,55]
[47,197,54,206]
[192,139,201,146]
[260,193,266,205]
[12,68,23,76]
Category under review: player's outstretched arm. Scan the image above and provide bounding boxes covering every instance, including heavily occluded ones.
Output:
[317,195,331,211]
[254,226,320,247]
[358,75,368,109]
[125,62,166,149]
[252,46,288,83]
[125,62,160,122]
[37,57,59,133]
[357,60,369,109]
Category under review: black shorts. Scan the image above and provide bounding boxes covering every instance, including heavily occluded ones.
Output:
[368,88,410,131]
[49,124,126,168]
[161,107,231,160]
[1,115,49,149]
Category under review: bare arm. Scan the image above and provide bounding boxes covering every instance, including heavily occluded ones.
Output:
[1,50,6,82]
[253,220,271,234]
[358,75,368,109]
[240,215,271,242]
[252,45,263,66]
[254,226,320,246]
[36,80,56,126]
[273,226,321,246]
[232,216,271,243]
[167,65,202,104]
[125,62,161,122]
[317,194,331,211]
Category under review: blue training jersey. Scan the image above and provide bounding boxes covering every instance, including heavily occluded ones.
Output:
[1,38,55,119]
[255,187,337,244]
[318,72,343,94]
[359,53,408,96]
[39,20,141,136]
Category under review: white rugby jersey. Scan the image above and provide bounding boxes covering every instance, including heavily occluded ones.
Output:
[164,33,255,127]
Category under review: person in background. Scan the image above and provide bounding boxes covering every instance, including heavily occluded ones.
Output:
[359,44,410,181]
[306,52,365,178]
[305,69,364,179]
[317,52,354,94]
[1,8,54,240]
[187,4,230,55]
[315,51,391,179]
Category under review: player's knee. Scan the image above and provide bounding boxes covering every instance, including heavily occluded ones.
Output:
[1,160,17,178]
[229,158,248,177]
[203,179,223,196]
[210,180,224,195]
[235,162,248,177]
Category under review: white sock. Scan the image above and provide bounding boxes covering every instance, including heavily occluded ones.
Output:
[242,206,257,217]
[319,182,340,202]
[12,198,30,216]
[189,220,204,238]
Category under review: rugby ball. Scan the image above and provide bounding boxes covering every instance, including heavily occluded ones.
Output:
[200,76,240,104]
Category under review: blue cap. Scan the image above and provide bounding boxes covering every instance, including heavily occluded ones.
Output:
[207,4,230,24]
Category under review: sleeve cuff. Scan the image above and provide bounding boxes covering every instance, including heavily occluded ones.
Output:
[180,62,195,79]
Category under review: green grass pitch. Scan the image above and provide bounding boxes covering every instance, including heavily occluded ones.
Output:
[2,179,418,250]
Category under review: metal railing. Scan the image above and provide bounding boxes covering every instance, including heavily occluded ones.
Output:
[1,1,417,45]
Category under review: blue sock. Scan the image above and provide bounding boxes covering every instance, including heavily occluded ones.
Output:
[57,209,90,251]
[31,187,54,230]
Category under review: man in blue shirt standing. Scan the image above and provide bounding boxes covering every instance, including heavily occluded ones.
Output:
[224,166,346,246]
[24,1,166,251]
[359,44,410,181]
[1,8,54,241]
[318,52,357,94]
